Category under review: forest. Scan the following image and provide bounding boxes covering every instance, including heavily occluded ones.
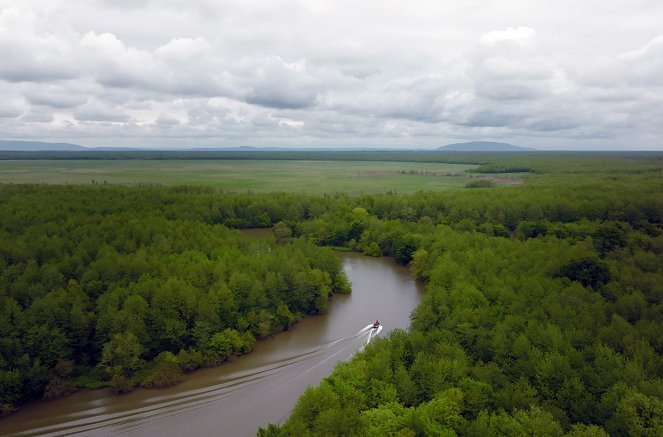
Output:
[1,152,662,436]
[260,153,663,436]
[0,184,351,413]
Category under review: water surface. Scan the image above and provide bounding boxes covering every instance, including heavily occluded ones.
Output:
[0,252,423,437]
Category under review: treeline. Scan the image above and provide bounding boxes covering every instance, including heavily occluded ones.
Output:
[0,185,349,414]
[472,165,533,174]
[281,172,662,267]
[0,150,485,163]
[261,163,663,435]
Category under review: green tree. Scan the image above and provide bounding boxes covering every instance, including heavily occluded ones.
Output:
[0,369,22,415]
[360,402,408,436]
[142,351,183,388]
[593,223,626,256]
[100,331,144,392]
[557,258,610,289]
[611,389,663,436]
[273,221,293,245]
[208,332,232,362]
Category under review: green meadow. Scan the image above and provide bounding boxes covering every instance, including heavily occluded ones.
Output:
[0,159,501,193]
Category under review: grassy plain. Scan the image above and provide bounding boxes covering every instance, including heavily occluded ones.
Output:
[0,159,502,193]
[3,150,660,193]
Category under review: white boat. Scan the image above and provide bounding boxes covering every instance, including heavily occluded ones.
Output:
[359,322,383,344]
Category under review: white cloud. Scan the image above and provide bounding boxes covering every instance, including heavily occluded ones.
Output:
[616,35,663,87]
[73,99,133,122]
[0,98,26,118]
[79,32,165,90]
[25,84,89,108]
[1,0,662,149]
[481,26,536,47]
[21,110,54,123]
[243,57,322,109]
[0,8,77,82]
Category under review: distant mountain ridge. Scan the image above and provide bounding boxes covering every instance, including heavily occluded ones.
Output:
[2,139,537,152]
[0,140,87,151]
[438,141,536,152]
[0,141,402,152]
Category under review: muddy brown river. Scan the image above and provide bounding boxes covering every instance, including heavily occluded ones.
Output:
[0,251,423,437]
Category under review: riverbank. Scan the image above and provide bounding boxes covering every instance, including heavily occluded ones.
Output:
[0,253,423,436]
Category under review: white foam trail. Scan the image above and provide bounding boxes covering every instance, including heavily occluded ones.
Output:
[366,324,383,345]
[357,324,383,353]
[358,324,374,334]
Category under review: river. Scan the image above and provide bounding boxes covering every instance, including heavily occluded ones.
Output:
[0,251,423,437]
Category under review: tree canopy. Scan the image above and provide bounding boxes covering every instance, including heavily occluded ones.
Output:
[259,154,663,436]
[0,184,349,410]
[1,152,662,435]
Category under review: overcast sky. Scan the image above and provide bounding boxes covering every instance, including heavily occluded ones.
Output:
[1,0,662,150]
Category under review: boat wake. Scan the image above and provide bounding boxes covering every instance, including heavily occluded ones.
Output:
[356,323,383,352]
[10,324,384,437]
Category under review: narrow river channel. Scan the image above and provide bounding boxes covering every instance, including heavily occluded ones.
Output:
[0,252,423,437]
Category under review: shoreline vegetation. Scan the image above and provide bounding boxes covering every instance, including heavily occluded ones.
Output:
[1,151,662,436]
[0,185,354,416]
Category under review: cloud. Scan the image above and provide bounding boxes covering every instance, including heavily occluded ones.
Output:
[243,57,322,109]
[367,76,451,122]
[2,1,663,149]
[576,35,663,89]
[153,114,180,127]
[79,32,164,90]
[481,26,536,47]
[25,85,89,108]
[469,28,557,103]
[525,117,578,132]
[614,35,663,88]
[0,8,77,82]
[21,110,54,123]
[462,111,517,128]
[73,100,133,122]
[0,99,26,118]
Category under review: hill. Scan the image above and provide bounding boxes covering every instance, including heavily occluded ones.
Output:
[438,141,536,152]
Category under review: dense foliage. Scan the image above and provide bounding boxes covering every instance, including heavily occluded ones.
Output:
[261,155,663,436]
[1,152,662,436]
[0,185,350,413]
